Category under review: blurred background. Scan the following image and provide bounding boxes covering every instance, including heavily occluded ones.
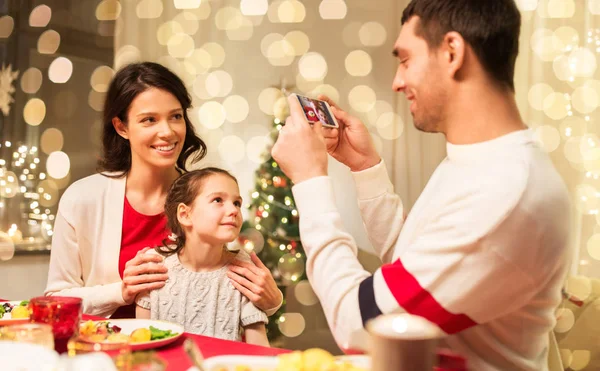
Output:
[0,0,598,367]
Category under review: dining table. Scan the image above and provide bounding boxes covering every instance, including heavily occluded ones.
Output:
[1,299,291,371]
[83,314,291,371]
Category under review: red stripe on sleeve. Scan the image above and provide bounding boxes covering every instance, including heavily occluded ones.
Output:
[381,259,477,334]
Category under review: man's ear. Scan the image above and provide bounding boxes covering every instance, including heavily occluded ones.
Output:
[442,31,466,78]
[112,117,128,140]
[177,203,193,227]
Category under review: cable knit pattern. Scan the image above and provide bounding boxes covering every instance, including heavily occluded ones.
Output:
[136,250,268,341]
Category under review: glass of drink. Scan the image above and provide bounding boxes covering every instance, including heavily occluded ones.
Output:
[0,323,54,349]
[29,296,82,353]
[67,334,132,371]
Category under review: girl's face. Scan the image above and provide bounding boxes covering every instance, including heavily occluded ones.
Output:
[180,174,243,245]
[113,87,187,171]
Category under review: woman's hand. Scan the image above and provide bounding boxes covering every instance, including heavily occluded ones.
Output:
[227,252,283,313]
[121,247,169,304]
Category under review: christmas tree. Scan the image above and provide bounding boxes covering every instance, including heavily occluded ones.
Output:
[238,102,307,344]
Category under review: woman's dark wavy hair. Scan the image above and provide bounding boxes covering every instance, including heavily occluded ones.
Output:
[97,62,207,176]
[156,167,239,257]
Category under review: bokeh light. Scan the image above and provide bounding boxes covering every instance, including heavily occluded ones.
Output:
[205,70,233,97]
[157,21,184,46]
[223,95,250,123]
[309,84,340,104]
[319,0,347,20]
[284,31,310,56]
[167,33,195,58]
[345,50,372,76]
[0,16,14,38]
[543,92,569,120]
[533,125,561,152]
[349,85,377,112]
[299,52,328,81]
[136,0,163,18]
[278,313,305,337]
[547,0,575,18]
[41,128,64,155]
[574,184,598,214]
[247,136,271,164]
[258,88,285,115]
[376,112,404,140]
[294,280,319,306]
[29,5,51,27]
[359,22,387,47]
[23,98,46,126]
[114,45,141,69]
[20,68,42,94]
[565,276,592,301]
[198,101,226,129]
[48,57,73,84]
[90,66,114,93]
[218,136,246,163]
[37,179,59,208]
[241,0,268,16]
[96,0,121,21]
[37,30,60,54]
[88,90,105,112]
[276,0,306,23]
[174,0,202,9]
[46,151,71,179]
[554,308,575,333]
[174,11,199,35]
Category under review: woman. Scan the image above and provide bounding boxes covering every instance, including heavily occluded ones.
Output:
[45,62,282,318]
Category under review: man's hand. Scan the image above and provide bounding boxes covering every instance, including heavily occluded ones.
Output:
[271,94,329,184]
[318,95,381,172]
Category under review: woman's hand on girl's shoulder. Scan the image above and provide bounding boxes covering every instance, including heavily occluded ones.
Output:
[227,252,283,313]
[121,247,169,304]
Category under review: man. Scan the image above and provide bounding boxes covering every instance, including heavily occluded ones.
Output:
[271,0,571,370]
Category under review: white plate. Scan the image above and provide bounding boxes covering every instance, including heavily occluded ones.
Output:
[0,341,59,371]
[195,354,371,371]
[84,319,184,351]
[0,301,30,326]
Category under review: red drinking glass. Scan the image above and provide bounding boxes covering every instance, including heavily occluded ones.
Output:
[29,296,82,353]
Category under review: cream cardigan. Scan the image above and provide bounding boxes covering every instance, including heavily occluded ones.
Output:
[45,173,129,317]
[45,173,283,318]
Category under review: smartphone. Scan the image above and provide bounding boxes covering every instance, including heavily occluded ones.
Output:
[295,94,339,128]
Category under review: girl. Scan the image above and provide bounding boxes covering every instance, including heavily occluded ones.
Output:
[136,168,269,346]
[45,62,281,319]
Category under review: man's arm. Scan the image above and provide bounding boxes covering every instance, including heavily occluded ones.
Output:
[352,160,406,263]
[292,175,545,352]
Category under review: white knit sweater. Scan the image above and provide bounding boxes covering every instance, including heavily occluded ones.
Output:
[292,130,571,371]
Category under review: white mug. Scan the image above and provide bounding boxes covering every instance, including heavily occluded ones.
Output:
[366,313,445,371]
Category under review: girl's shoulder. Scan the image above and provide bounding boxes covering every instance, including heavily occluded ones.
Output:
[227,248,250,264]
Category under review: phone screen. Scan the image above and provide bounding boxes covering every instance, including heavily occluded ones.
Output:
[296,94,338,128]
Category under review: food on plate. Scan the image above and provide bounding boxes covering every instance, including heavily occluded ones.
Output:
[212,348,367,371]
[277,348,366,371]
[79,321,178,344]
[0,301,30,319]
[130,328,152,343]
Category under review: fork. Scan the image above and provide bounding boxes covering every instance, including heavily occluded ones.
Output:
[184,338,206,371]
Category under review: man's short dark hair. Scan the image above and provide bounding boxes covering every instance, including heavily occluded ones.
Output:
[402,0,521,91]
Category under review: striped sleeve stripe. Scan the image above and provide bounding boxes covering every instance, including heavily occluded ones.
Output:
[358,275,383,326]
[380,259,478,334]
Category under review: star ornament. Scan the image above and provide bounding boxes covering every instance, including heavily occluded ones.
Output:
[0,64,19,116]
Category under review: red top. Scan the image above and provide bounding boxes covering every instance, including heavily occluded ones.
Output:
[112,196,170,319]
